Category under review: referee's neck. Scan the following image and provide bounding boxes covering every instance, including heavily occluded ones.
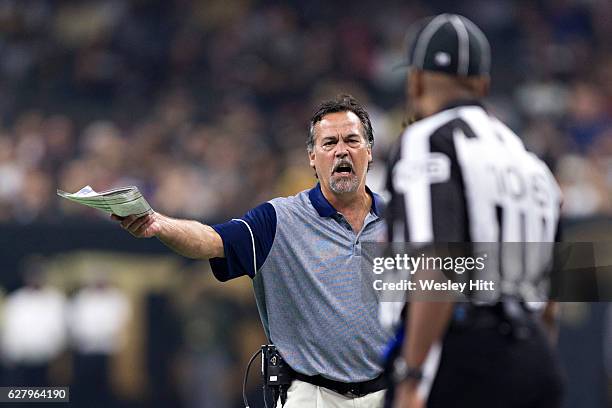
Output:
[416,73,488,117]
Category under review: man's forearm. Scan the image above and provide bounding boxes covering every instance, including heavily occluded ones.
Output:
[541,301,560,345]
[392,300,454,408]
[154,213,224,259]
[403,301,454,368]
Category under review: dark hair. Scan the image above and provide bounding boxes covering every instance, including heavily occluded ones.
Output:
[307,94,374,153]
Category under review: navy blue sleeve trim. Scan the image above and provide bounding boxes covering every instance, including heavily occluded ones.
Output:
[209,202,276,282]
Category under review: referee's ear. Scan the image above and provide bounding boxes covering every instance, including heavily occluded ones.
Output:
[407,69,424,100]
[475,76,490,98]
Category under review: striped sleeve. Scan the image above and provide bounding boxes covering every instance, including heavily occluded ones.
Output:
[391,119,471,243]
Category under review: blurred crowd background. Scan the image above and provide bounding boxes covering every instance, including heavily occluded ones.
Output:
[0,0,610,407]
[0,0,611,221]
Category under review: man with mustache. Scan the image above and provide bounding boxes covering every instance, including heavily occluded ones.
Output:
[114,95,391,407]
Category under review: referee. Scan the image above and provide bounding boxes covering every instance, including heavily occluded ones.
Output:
[383,14,564,408]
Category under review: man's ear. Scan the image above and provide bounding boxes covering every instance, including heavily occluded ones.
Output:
[309,150,316,170]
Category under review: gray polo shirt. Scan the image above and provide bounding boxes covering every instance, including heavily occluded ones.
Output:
[210,184,391,382]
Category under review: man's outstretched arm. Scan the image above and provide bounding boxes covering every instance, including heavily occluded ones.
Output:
[112,212,224,259]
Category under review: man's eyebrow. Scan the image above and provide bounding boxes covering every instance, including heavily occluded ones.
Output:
[321,135,338,141]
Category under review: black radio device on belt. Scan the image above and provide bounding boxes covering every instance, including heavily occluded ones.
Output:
[262,345,292,406]
[242,345,293,408]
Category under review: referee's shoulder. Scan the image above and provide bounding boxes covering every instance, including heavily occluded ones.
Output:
[399,108,467,152]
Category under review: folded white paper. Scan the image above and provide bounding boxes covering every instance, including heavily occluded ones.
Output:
[57,185,152,217]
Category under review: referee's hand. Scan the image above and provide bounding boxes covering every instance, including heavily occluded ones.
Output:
[111,212,161,238]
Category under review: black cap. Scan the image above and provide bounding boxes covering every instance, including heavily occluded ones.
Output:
[399,14,491,77]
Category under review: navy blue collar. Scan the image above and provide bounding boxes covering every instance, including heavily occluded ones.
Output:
[308,183,383,218]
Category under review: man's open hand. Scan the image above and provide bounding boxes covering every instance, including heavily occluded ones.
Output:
[111,212,161,238]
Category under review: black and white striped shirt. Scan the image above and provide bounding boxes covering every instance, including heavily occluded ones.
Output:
[385,99,562,303]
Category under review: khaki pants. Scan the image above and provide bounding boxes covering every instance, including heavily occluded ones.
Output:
[277,379,386,408]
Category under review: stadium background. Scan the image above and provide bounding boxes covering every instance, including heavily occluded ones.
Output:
[0,0,610,407]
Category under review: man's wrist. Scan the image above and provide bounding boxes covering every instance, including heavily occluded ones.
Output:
[151,212,168,238]
[392,358,423,385]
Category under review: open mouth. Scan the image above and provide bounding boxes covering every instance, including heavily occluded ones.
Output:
[333,163,353,175]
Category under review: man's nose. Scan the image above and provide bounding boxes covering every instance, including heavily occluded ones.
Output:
[334,140,349,157]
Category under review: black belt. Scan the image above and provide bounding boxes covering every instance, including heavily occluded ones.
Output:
[291,370,386,398]
[451,302,536,339]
